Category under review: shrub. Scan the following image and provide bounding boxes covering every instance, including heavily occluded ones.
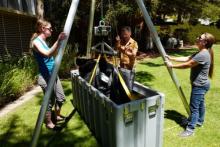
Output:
[59,44,78,78]
[216,19,220,28]
[0,68,33,98]
[189,19,199,26]
[0,54,37,107]
[157,23,220,45]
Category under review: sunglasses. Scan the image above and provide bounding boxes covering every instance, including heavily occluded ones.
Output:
[197,33,207,42]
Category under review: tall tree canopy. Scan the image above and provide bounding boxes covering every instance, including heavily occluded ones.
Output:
[41,0,220,53]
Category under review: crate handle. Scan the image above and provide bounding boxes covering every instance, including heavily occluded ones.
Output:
[148,99,160,118]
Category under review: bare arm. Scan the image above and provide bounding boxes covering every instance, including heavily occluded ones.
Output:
[167,59,198,69]
[33,32,66,57]
[166,55,191,62]
[33,41,56,57]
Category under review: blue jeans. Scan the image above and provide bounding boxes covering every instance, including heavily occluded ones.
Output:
[187,82,210,132]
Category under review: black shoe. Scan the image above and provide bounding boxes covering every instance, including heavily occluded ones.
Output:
[53,125,63,131]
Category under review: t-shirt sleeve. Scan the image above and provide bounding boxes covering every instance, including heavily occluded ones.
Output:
[191,52,206,65]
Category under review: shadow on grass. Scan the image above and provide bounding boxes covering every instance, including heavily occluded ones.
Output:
[47,108,77,145]
[164,110,188,129]
[135,71,155,87]
[139,62,164,67]
[0,115,33,147]
[166,48,197,57]
[0,112,99,147]
[44,110,99,147]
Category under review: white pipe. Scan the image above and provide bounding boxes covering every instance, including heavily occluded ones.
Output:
[30,0,80,146]
[86,0,96,57]
[135,0,190,115]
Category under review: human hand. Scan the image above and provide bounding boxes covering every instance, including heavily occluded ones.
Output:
[125,46,132,51]
[120,46,126,52]
[58,32,66,41]
[116,35,120,42]
[164,60,173,68]
[165,54,171,60]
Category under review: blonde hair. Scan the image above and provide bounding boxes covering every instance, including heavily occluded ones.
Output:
[30,19,51,48]
[204,33,215,78]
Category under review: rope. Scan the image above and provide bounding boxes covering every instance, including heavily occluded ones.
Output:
[101,0,104,20]
[105,1,132,100]
[109,0,118,35]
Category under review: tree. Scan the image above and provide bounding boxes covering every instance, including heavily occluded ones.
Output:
[157,0,204,23]
[104,0,157,51]
[43,0,91,52]
[202,2,220,21]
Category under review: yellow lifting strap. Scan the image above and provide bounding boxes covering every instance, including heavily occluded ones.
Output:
[89,54,101,84]
[112,55,133,100]
[117,70,134,100]
[90,55,133,100]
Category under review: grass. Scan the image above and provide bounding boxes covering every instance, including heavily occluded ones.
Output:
[0,45,220,147]
[136,45,220,147]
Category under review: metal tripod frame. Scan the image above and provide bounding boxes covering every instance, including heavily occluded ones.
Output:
[30,0,190,146]
[91,40,118,56]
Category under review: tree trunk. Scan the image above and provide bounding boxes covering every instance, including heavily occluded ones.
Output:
[36,0,44,19]
[135,21,153,52]
[177,11,182,24]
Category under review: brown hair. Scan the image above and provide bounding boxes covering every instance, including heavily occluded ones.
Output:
[204,33,215,78]
[30,19,51,48]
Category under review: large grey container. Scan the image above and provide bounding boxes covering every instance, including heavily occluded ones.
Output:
[71,70,164,147]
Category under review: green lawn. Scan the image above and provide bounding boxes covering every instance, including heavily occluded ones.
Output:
[0,45,220,147]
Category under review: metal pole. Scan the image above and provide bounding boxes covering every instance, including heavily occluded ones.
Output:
[30,0,80,146]
[135,0,190,115]
[86,0,96,57]
[101,0,103,19]
[18,0,23,11]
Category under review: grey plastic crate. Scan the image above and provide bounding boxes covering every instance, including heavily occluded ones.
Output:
[71,70,164,147]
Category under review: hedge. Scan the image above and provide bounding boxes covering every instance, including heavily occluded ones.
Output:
[0,44,77,107]
[0,55,38,107]
[157,23,220,44]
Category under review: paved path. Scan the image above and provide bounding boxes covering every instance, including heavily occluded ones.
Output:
[0,86,41,117]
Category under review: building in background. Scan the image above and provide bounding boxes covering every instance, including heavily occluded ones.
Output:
[0,0,36,62]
